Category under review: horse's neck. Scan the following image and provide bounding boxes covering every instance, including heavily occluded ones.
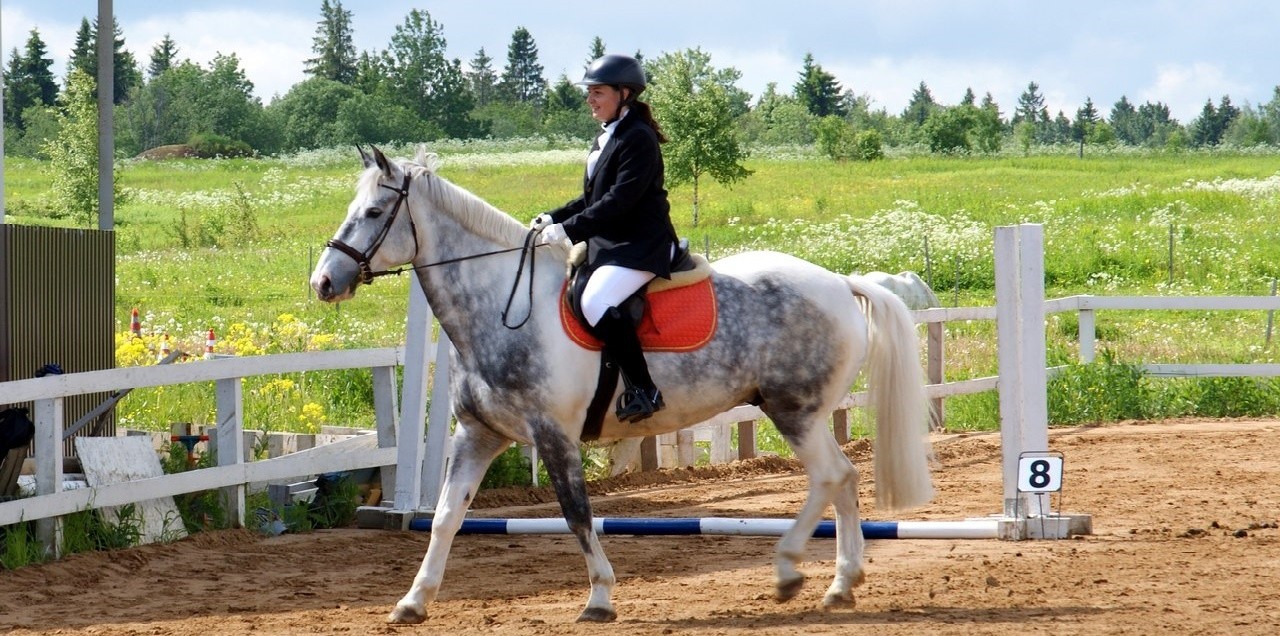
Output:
[410,202,560,356]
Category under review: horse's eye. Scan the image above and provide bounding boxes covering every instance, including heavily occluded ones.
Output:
[366,207,383,218]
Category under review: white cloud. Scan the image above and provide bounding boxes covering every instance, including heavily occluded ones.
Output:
[127,10,313,103]
[1142,63,1250,123]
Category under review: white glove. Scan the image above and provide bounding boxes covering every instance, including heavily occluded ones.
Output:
[529,213,553,230]
[537,223,568,245]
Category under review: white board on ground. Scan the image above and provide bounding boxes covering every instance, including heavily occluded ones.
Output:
[75,436,187,543]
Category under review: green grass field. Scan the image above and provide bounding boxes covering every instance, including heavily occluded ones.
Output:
[7,142,1280,434]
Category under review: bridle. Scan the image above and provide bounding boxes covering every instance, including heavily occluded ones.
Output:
[321,169,546,329]
[324,173,417,285]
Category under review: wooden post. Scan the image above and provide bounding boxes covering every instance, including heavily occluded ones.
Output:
[371,365,399,504]
[34,398,64,556]
[737,421,756,460]
[1078,307,1096,363]
[640,436,659,471]
[394,276,432,514]
[927,322,945,431]
[215,377,246,528]
[832,409,849,445]
[676,430,696,467]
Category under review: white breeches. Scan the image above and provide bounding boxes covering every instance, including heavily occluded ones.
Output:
[581,265,656,327]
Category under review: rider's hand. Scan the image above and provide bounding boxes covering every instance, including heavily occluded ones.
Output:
[529,213,553,231]
[537,223,568,245]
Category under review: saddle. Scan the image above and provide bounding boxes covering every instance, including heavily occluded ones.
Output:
[561,239,717,352]
[563,239,717,441]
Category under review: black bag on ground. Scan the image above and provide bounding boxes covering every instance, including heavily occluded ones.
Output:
[0,407,36,454]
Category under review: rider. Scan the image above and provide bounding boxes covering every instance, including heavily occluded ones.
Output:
[532,53,677,423]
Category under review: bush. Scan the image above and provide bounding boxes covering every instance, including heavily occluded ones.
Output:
[187,132,254,158]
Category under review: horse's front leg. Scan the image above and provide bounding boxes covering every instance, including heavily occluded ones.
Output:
[530,416,617,622]
[388,420,510,624]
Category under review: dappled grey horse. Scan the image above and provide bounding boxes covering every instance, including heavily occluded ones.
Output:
[309,147,933,624]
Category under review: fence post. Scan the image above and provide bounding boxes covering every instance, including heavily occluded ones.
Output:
[394,275,432,515]
[832,409,849,445]
[372,365,399,503]
[994,224,1049,520]
[215,377,246,528]
[737,421,756,460]
[419,332,453,509]
[927,322,945,431]
[34,397,64,556]
[640,436,659,471]
[1078,307,1096,363]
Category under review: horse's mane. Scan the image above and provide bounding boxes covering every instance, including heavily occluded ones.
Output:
[412,152,532,249]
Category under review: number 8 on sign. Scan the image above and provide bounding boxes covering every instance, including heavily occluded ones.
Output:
[1017,454,1064,493]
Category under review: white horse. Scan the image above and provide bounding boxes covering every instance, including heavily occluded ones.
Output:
[858,271,941,310]
[310,147,933,624]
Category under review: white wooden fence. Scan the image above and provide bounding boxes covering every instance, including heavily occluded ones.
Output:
[5,224,1280,550]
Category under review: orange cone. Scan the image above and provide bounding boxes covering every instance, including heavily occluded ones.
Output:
[130,308,141,337]
[204,328,216,359]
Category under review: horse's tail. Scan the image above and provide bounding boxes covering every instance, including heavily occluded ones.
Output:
[845,276,934,511]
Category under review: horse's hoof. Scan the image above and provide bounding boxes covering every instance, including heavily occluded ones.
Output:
[776,575,805,602]
[822,591,855,609]
[576,606,617,623]
[386,604,427,624]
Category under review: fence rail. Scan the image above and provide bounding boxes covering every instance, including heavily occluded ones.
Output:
[4,290,1280,545]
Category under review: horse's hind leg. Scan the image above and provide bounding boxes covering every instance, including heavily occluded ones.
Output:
[822,440,865,608]
[771,414,857,604]
[388,420,510,624]
[530,417,617,622]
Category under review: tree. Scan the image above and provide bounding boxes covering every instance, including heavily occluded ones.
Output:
[43,69,120,225]
[384,9,481,139]
[304,0,358,84]
[66,15,142,104]
[646,48,751,227]
[587,37,606,65]
[1013,81,1045,126]
[117,61,205,154]
[4,29,59,130]
[1109,96,1140,145]
[499,27,545,104]
[542,74,593,139]
[1072,97,1099,149]
[465,48,499,107]
[960,87,977,107]
[902,81,938,127]
[793,53,844,117]
[147,34,179,79]
[922,106,975,153]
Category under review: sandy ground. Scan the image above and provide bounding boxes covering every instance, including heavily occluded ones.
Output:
[3,418,1279,635]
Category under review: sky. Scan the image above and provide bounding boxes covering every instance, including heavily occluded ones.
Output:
[2,0,1278,124]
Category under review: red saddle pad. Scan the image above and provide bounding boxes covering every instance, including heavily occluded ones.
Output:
[560,277,717,352]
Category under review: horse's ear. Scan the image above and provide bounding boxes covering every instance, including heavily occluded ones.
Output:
[370,145,393,179]
[358,145,374,169]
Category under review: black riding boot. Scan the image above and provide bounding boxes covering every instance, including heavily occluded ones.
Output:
[592,308,665,423]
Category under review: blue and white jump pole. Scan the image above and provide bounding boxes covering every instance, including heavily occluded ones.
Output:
[407,517,1001,540]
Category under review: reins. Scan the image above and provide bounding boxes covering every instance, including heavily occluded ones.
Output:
[323,169,548,329]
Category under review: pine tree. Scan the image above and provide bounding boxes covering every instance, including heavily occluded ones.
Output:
[466,48,499,107]
[4,29,59,130]
[587,36,606,65]
[304,0,357,84]
[793,53,843,117]
[1014,81,1045,125]
[66,15,141,104]
[902,81,938,126]
[961,87,976,107]
[499,27,545,104]
[1109,96,1139,145]
[148,34,179,79]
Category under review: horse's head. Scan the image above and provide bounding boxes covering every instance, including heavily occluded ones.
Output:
[311,146,421,302]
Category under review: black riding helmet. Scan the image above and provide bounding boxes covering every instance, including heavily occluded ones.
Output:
[578,54,646,98]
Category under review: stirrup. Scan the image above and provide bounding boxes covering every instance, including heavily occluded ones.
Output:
[616,387,664,423]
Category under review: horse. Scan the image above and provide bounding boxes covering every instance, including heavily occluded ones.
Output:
[309,146,934,624]
[857,270,942,310]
